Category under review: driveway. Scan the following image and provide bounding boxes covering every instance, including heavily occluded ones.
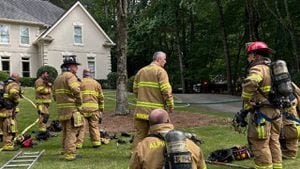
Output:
[174,93,242,113]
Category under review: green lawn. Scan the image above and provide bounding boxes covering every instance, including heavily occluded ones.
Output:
[0,88,300,168]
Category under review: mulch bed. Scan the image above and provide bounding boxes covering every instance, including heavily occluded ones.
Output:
[101,111,228,133]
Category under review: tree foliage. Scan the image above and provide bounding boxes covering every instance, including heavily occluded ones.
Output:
[51,0,300,92]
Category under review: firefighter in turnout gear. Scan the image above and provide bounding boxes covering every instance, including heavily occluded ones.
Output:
[35,70,52,134]
[241,41,282,169]
[132,51,174,149]
[280,82,300,159]
[53,55,83,160]
[129,109,206,169]
[0,73,22,151]
[75,68,104,148]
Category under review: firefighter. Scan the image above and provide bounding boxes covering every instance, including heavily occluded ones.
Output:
[53,55,83,160]
[35,70,52,135]
[132,51,174,149]
[241,41,282,169]
[280,82,300,159]
[75,68,104,148]
[129,108,206,169]
[0,73,22,151]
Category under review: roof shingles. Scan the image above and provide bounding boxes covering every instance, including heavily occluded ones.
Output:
[0,0,65,25]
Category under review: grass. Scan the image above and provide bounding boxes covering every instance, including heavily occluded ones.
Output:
[0,89,300,168]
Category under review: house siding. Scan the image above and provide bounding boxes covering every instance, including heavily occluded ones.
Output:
[45,6,112,79]
[0,21,40,77]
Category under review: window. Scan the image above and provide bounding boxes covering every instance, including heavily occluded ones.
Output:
[20,26,29,45]
[74,25,82,44]
[0,25,9,44]
[1,56,10,75]
[22,57,30,77]
[87,57,95,78]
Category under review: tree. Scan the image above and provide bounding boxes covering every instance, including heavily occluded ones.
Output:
[115,0,129,115]
[263,0,300,72]
[216,0,232,93]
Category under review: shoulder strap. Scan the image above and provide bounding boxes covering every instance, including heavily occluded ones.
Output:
[147,133,165,141]
[147,132,169,169]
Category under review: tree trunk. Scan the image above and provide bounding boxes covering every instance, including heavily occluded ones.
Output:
[245,0,260,41]
[115,0,129,115]
[175,5,185,93]
[283,0,300,72]
[216,0,232,94]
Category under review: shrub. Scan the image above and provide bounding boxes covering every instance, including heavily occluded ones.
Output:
[107,72,117,89]
[36,65,58,83]
[127,75,135,92]
[0,71,9,81]
[97,79,110,89]
[20,77,36,87]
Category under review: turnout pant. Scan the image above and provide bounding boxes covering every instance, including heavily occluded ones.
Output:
[132,118,150,149]
[281,124,299,158]
[76,112,101,147]
[37,103,50,132]
[61,119,82,155]
[248,107,282,169]
[0,117,17,148]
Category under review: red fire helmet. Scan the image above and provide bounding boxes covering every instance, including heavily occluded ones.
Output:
[246,41,274,54]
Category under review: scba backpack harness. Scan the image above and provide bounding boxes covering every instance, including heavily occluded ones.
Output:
[148,130,192,169]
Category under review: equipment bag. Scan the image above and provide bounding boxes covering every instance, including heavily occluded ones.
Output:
[207,146,253,163]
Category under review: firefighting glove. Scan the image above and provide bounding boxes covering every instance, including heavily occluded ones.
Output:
[233,110,248,127]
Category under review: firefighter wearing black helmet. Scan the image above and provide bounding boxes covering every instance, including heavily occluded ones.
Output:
[53,55,83,160]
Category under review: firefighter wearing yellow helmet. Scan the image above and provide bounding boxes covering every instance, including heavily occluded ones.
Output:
[132,51,174,149]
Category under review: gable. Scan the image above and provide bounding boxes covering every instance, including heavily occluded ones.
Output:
[39,1,114,45]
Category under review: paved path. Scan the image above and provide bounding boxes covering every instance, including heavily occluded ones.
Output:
[174,93,242,113]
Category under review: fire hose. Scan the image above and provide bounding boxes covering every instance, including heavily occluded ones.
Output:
[0,95,39,152]
[206,160,255,169]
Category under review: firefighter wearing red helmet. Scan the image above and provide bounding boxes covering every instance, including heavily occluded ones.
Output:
[241,41,283,169]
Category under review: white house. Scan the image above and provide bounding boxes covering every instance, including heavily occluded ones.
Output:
[0,0,114,79]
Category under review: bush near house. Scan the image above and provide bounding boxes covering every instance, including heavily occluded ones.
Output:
[107,72,117,89]
[127,75,135,92]
[36,65,58,83]
[20,77,36,87]
[0,71,9,81]
[97,79,110,89]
